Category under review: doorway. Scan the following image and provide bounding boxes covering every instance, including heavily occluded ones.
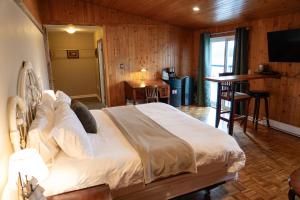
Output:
[45,25,107,108]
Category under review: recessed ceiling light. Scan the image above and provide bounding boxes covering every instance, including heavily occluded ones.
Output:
[66,25,76,34]
[193,6,200,12]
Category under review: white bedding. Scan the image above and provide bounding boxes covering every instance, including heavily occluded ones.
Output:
[41,103,245,196]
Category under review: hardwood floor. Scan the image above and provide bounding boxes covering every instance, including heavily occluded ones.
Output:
[174,106,300,200]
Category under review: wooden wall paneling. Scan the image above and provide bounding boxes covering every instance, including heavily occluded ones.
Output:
[94,0,300,29]
[40,0,162,26]
[194,12,300,127]
[39,0,194,106]
[104,24,194,106]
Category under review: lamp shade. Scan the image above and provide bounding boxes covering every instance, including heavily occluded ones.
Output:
[7,149,49,187]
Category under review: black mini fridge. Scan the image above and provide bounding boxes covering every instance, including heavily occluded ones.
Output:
[169,78,182,107]
[181,76,194,106]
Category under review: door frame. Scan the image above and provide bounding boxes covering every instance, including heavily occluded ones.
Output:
[96,39,107,106]
[43,25,110,106]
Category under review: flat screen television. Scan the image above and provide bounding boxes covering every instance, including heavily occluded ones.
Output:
[267,28,300,62]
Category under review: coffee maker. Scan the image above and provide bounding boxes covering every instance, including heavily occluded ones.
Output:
[162,67,176,82]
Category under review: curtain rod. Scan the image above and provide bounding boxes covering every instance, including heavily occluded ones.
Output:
[209,27,251,36]
[210,30,235,36]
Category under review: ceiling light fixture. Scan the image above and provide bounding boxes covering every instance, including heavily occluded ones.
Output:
[193,6,200,12]
[66,25,76,34]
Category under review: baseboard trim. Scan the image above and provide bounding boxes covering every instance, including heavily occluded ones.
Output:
[71,94,99,99]
[248,116,300,137]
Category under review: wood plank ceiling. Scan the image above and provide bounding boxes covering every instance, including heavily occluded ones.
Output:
[93,0,300,29]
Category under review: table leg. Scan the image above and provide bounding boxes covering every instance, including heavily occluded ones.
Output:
[133,89,137,105]
[229,83,236,135]
[215,82,222,128]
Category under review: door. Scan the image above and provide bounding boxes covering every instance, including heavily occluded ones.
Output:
[97,39,106,105]
[209,35,235,107]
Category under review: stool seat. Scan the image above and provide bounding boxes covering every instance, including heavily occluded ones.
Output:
[248,90,270,98]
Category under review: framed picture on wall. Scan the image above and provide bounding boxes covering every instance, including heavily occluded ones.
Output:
[67,50,79,59]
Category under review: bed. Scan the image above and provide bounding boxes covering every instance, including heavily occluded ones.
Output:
[8,62,245,200]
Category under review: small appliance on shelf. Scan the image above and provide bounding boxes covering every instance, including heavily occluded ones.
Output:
[162,67,176,82]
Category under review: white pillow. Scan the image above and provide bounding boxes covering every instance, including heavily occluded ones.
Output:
[56,90,71,105]
[37,93,55,118]
[43,90,56,101]
[28,96,60,165]
[52,102,93,159]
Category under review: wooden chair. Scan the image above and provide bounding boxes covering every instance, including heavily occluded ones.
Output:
[216,72,251,133]
[145,86,159,103]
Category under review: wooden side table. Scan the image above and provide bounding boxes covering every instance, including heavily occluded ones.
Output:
[289,168,300,200]
[47,184,112,200]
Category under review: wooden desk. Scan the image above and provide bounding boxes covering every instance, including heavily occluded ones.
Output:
[205,74,280,135]
[124,80,170,105]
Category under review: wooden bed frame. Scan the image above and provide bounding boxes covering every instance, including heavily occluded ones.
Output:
[8,61,238,200]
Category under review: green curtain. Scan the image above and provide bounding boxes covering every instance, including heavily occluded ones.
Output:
[233,27,249,76]
[233,27,249,114]
[197,32,211,107]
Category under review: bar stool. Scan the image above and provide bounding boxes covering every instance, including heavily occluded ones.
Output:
[217,73,251,133]
[248,90,270,130]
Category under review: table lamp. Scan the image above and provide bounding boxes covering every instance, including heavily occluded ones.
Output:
[7,149,49,200]
[140,68,147,81]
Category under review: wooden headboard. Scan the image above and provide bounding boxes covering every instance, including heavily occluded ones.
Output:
[8,61,42,152]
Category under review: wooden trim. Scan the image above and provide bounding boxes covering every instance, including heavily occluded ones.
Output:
[14,0,43,34]
[102,26,112,107]
[43,27,54,89]
[210,30,235,38]
[71,94,99,99]
[112,170,237,200]
[248,116,300,138]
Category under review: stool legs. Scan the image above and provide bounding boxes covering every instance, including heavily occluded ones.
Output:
[264,97,270,127]
[253,97,257,124]
[255,97,260,130]
[243,99,249,133]
[251,96,270,130]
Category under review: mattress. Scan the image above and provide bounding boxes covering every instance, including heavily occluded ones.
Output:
[41,103,245,196]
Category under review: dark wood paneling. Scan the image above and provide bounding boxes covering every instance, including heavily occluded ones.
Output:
[39,0,194,106]
[194,12,300,127]
[40,0,162,26]
[94,0,300,29]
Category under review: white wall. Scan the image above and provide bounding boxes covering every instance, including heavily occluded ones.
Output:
[48,31,98,96]
[0,0,49,197]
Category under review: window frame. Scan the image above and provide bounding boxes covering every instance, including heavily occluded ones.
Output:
[210,35,235,73]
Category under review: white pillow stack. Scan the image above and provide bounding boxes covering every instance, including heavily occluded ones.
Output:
[51,102,94,159]
[28,90,93,165]
[28,92,60,165]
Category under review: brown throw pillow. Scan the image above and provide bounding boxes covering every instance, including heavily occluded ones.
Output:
[71,101,97,133]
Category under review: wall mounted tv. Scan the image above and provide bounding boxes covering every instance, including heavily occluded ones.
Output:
[267,28,300,62]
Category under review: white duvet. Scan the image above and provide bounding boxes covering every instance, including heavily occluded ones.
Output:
[41,103,245,196]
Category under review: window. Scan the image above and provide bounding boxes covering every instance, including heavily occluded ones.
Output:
[209,35,235,107]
